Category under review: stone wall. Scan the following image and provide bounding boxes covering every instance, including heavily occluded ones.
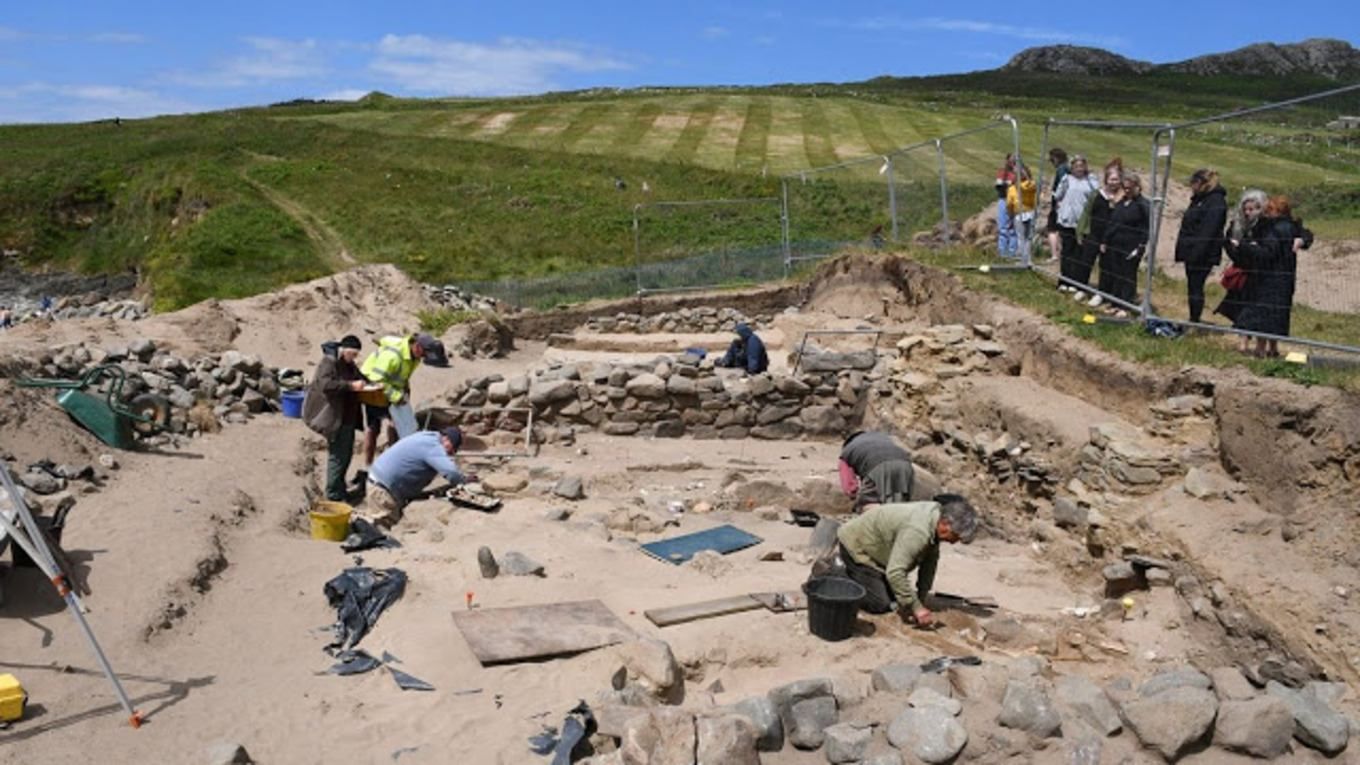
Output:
[433,352,886,443]
[584,307,769,334]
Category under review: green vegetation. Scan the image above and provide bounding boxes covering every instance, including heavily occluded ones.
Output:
[415,307,477,335]
[1,71,1357,312]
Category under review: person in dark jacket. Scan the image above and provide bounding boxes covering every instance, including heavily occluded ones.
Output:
[1098,172,1151,311]
[839,431,916,512]
[303,335,369,501]
[1076,161,1121,299]
[717,323,768,374]
[1045,147,1069,262]
[1173,169,1228,324]
[1217,189,1268,342]
[1234,196,1305,358]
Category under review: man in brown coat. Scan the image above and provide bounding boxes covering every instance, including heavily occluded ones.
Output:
[303,335,370,501]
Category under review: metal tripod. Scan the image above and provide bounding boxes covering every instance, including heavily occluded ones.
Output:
[0,463,143,728]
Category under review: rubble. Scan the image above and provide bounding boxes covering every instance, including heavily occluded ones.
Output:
[584,307,767,335]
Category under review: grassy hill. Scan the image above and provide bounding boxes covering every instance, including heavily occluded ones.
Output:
[2,71,1358,309]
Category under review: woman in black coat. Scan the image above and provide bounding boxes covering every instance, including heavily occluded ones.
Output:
[1217,189,1267,342]
[1234,196,1304,358]
[1173,169,1228,323]
[1079,163,1121,299]
[1098,173,1151,311]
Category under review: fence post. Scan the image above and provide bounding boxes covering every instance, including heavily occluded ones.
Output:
[632,203,645,296]
[1142,129,1176,319]
[935,139,949,241]
[780,178,792,277]
[885,156,899,243]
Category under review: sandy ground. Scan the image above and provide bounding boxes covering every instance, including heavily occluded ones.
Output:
[3,261,1357,764]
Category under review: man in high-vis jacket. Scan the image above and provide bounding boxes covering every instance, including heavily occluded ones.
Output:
[359,332,448,468]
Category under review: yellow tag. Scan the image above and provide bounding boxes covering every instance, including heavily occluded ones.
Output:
[1284,352,1308,365]
[978,265,991,273]
[1082,314,1096,324]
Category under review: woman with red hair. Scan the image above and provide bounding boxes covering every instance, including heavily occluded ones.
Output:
[1233,195,1301,358]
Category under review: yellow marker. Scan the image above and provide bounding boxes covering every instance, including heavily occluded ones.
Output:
[1082,314,1097,325]
[1284,351,1308,365]
[1121,596,1135,610]
[979,264,991,274]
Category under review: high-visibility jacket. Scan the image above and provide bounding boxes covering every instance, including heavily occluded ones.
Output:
[1006,178,1037,217]
[360,335,420,404]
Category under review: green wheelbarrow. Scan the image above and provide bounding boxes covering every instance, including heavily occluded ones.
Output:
[18,364,173,450]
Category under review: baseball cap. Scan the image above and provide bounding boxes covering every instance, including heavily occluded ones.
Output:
[440,426,463,450]
[415,333,449,367]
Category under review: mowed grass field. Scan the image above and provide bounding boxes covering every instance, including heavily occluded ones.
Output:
[4,86,1360,310]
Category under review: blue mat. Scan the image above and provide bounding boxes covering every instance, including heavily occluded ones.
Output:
[640,524,763,565]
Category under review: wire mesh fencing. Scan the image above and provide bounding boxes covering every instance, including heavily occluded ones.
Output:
[781,155,898,263]
[1144,83,1360,356]
[633,198,785,295]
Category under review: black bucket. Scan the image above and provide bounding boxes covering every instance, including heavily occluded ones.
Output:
[803,576,865,642]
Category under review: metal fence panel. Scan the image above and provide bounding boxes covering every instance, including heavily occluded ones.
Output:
[633,198,785,295]
[1143,83,1360,356]
[781,154,897,263]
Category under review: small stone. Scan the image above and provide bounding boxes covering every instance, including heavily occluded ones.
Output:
[552,476,585,500]
[998,680,1062,738]
[1102,561,1143,597]
[1145,568,1173,587]
[482,473,529,494]
[823,722,872,763]
[1052,497,1087,529]
[863,754,903,765]
[544,508,571,522]
[97,453,119,470]
[499,551,545,577]
[476,546,499,578]
[206,741,253,765]
[686,550,733,579]
[625,373,666,399]
[618,638,683,704]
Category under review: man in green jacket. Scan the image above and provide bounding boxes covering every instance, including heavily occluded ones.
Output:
[359,332,448,468]
[836,495,978,627]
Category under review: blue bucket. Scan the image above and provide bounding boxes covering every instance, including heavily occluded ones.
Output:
[280,390,305,419]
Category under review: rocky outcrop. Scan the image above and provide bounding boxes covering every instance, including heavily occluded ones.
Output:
[1002,45,1153,75]
[1169,38,1360,78]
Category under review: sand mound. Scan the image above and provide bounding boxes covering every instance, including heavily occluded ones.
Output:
[0,381,105,466]
[0,265,438,371]
[803,251,981,324]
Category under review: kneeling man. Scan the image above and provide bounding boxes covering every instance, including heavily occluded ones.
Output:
[365,426,471,527]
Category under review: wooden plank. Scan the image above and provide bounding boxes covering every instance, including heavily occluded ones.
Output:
[644,595,762,627]
[451,599,633,665]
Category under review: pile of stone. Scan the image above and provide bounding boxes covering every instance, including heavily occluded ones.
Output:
[6,296,148,324]
[578,643,1353,764]
[584,307,768,335]
[435,352,881,443]
[1078,422,1182,494]
[422,283,502,313]
[889,323,1007,391]
[31,338,287,437]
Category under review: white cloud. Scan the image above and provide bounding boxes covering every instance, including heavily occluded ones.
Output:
[702,26,730,41]
[0,26,26,41]
[89,32,148,44]
[167,36,326,88]
[838,16,1125,49]
[0,82,200,124]
[369,35,628,96]
[320,88,370,101]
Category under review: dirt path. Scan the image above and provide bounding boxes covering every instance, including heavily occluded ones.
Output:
[240,169,356,270]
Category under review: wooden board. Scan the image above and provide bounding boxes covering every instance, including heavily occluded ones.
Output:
[644,595,762,627]
[451,599,633,665]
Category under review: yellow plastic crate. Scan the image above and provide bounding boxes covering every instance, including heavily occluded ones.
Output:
[0,673,26,722]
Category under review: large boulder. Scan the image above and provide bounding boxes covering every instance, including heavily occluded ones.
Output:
[616,638,683,704]
[619,708,696,765]
[800,349,877,373]
[1138,668,1212,697]
[1215,697,1295,758]
[1120,686,1218,761]
[799,405,847,436]
[823,722,872,763]
[625,373,667,399]
[727,696,783,752]
[768,678,836,750]
[1055,675,1121,736]
[695,714,759,765]
[528,378,577,407]
[887,705,968,764]
[1266,681,1351,754]
[998,680,1062,738]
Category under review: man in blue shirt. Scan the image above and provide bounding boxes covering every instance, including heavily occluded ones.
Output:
[716,323,769,375]
[364,426,471,526]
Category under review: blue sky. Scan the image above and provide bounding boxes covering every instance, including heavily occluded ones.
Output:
[1,1,1356,124]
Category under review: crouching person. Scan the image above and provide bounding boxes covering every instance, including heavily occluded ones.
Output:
[839,430,915,512]
[363,426,472,527]
[835,495,978,628]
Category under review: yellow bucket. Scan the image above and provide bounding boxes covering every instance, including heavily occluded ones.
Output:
[309,501,352,542]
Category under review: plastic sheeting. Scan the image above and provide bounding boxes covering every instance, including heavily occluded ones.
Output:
[323,566,407,652]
